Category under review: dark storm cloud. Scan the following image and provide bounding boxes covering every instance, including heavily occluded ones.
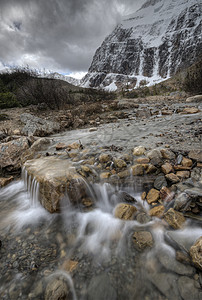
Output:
[0,0,143,73]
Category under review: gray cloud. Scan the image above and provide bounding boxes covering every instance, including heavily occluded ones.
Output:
[0,0,143,74]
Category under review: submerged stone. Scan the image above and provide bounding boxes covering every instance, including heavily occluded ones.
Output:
[114,203,137,220]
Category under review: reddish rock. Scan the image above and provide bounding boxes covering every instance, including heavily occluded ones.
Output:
[159,186,173,202]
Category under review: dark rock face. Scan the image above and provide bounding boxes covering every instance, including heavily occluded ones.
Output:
[81,0,202,90]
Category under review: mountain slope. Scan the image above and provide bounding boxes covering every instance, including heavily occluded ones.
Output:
[81,0,202,91]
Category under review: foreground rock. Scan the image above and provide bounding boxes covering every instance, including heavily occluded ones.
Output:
[24,157,88,213]
[45,275,73,300]
[189,237,202,271]
[114,203,137,220]
[20,113,60,136]
[163,208,186,229]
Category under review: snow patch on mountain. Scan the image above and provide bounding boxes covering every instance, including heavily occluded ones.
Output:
[81,0,202,91]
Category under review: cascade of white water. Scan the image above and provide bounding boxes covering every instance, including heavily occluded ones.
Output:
[22,166,40,207]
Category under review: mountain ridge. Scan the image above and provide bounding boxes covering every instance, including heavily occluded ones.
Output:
[81,0,202,91]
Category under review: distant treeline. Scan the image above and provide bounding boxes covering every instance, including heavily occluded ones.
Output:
[0,67,116,109]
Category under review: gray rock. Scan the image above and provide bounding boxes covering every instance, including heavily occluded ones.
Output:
[148,272,180,300]
[174,193,191,211]
[158,250,195,276]
[20,113,60,137]
[178,276,200,300]
[87,274,117,300]
[147,149,163,166]
[154,175,167,190]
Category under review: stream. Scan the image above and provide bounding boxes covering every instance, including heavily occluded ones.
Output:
[0,105,202,300]
[0,169,201,299]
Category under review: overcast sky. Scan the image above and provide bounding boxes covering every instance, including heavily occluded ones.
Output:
[0,0,142,77]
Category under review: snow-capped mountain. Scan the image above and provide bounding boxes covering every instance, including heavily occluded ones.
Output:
[81,0,202,91]
[40,72,81,86]
[0,68,81,86]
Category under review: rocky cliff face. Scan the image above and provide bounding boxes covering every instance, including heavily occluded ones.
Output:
[81,0,202,90]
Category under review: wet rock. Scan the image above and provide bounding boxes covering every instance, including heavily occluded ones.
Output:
[149,205,165,218]
[161,163,173,174]
[21,113,60,136]
[188,150,202,162]
[136,212,151,224]
[161,149,175,160]
[136,157,150,164]
[174,193,191,211]
[158,250,194,275]
[114,203,137,220]
[117,169,130,179]
[133,231,153,250]
[182,157,193,167]
[56,143,67,150]
[131,164,144,176]
[164,208,186,229]
[0,176,14,187]
[147,149,163,166]
[165,173,180,183]
[148,272,180,299]
[0,137,30,174]
[89,127,97,132]
[145,164,157,174]
[186,95,202,103]
[176,171,190,179]
[178,276,200,300]
[159,186,174,202]
[190,237,202,271]
[30,137,50,152]
[24,157,87,213]
[176,251,191,265]
[100,172,111,179]
[113,158,127,169]
[182,107,200,114]
[116,191,137,203]
[45,276,73,300]
[99,153,111,163]
[61,260,78,272]
[176,154,183,165]
[67,142,81,150]
[146,189,160,204]
[133,146,146,156]
[87,274,117,300]
[154,175,167,190]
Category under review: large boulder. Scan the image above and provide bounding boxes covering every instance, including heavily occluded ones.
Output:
[0,137,30,174]
[24,157,88,213]
[20,113,60,136]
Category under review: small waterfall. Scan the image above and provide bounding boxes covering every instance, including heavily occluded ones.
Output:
[22,166,40,207]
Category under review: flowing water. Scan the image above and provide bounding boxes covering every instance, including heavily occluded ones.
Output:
[0,169,201,300]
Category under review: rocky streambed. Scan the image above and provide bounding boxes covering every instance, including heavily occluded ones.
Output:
[0,96,202,300]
